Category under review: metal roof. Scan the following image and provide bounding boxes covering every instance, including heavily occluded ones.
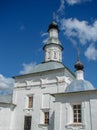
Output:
[66,79,94,92]
[46,37,61,45]
[28,61,64,74]
[13,61,75,78]
[0,94,12,104]
[28,62,75,77]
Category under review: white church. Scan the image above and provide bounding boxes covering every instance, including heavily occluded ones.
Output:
[0,20,97,130]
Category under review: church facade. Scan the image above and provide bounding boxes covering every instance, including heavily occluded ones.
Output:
[0,20,97,130]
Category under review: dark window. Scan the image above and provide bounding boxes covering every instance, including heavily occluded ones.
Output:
[73,104,82,123]
[44,112,49,124]
[28,96,33,108]
[24,116,32,130]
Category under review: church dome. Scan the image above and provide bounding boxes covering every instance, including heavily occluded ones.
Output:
[75,58,84,71]
[48,21,59,32]
[66,80,94,92]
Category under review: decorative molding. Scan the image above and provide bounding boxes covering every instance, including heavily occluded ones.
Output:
[23,108,33,115]
[41,108,50,112]
[65,123,85,129]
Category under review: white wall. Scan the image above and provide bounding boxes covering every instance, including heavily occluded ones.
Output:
[54,91,97,130]
[11,69,73,130]
[0,105,12,130]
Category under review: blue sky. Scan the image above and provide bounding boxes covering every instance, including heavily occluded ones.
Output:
[0,0,97,92]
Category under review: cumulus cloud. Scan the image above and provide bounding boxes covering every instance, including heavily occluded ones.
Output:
[56,0,92,23]
[0,74,14,94]
[0,74,14,89]
[20,62,36,75]
[42,38,48,44]
[41,32,48,44]
[60,18,97,60]
[61,18,97,45]
[66,0,92,5]
[56,0,97,61]
[85,44,97,60]
[41,32,48,37]
[57,0,92,15]
[58,0,65,13]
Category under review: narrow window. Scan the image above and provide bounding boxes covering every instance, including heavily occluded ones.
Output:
[24,116,32,130]
[54,51,57,59]
[44,112,49,124]
[28,96,33,108]
[73,104,81,123]
[47,51,50,59]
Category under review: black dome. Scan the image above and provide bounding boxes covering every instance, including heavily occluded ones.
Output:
[48,21,59,32]
[75,59,84,71]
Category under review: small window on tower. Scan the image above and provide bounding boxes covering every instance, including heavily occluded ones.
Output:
[48,51,50,59]
[28,96,33,108]
[54,51,57,59]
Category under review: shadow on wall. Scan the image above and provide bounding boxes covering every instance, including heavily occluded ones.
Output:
[48,111,55,130]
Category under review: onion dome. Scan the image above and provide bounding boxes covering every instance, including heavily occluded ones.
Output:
[48,21,60,32]
[65,54,95,92]
[74,58,84,71]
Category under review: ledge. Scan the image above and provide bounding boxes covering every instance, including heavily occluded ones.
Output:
[40,108,50,112]
[65,123,85,128]
[23,108,33,111]
[38,124,49,127]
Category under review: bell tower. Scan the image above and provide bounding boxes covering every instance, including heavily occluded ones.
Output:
[43,20,63,63]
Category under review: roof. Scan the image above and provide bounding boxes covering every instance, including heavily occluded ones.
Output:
[51,89,97,97]
[30,61,64,73]
[13,61,75,79]
[43,38,64,51]
[13,62,65,78]
[46,38,62,45]
[66,79,94,92]
[0,94,12,104]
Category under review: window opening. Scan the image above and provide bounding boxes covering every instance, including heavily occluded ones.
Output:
[73,104,82,123]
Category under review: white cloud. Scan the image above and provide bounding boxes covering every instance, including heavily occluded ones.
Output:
[57,0,92,23]
[57,0,92,14]
[0,74,14,95]
[0,74,14,90]
[58,0,65,13]
[61,18,97,45]
[66,0,92,5]
[85,44,97,61]
[20,62,36,75]
[41,32,48,37]
[60,18,97,61]
[41,32,48,44]
[43,38,48,44]
[66,0,81,5]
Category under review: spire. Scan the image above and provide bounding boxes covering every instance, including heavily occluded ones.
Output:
[74,48,84,80]
[48,12,59,33]
[75,48,84,71]
[53,12,56,21]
